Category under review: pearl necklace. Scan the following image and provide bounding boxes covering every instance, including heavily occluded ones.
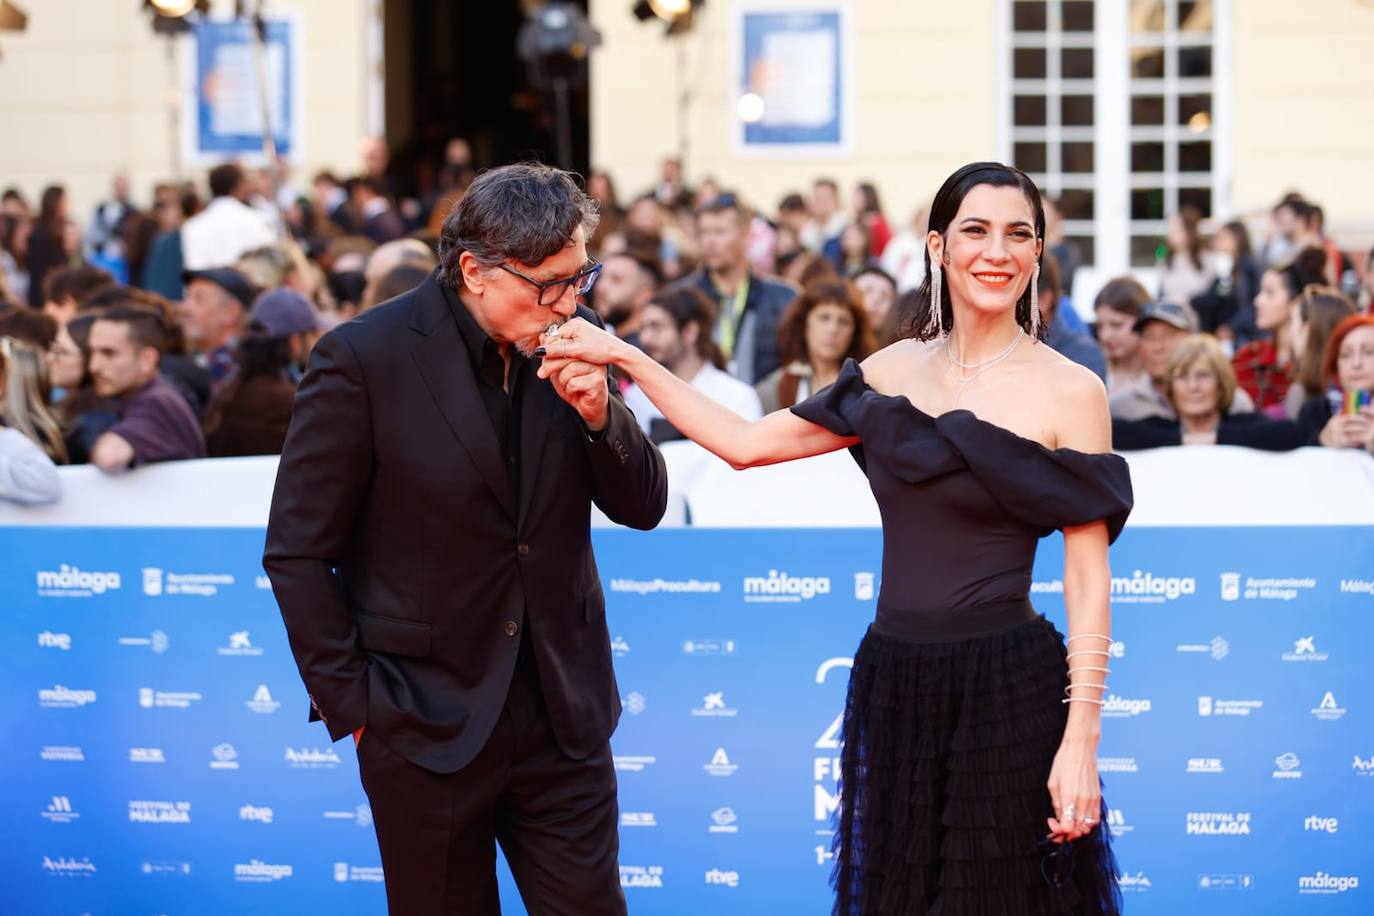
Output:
[943,328,1023,406]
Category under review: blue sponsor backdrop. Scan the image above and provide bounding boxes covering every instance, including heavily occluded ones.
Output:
[4,526,1372,914]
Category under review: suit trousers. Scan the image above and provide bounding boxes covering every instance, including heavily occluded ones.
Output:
[357,650,626,916]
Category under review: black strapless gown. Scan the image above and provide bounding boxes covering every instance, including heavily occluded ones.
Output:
[792,360,1134,916]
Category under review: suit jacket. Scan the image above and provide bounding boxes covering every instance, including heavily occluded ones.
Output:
[263,274,668,774]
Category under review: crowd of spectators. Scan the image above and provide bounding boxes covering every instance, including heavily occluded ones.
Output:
[0,143,1371,505]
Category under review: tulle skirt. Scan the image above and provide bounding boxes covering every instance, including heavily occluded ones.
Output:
[832,599,1121,916]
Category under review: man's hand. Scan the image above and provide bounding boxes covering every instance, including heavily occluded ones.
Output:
[546,359,609,431]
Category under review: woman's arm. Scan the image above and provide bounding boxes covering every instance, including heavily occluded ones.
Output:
[1046,364,1114,843]
[538,318,856,468]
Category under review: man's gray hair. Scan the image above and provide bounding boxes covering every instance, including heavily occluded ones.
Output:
[437,162,599,289]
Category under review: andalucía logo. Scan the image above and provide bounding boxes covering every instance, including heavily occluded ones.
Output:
[1311,691,1347,721]
[36,565,121,598]
[703,748,738,777]
[1118,871,1151,893]
[41,856,96,877]
[245,685,281,714]
[284,747,341,769]
[743,570,831,603]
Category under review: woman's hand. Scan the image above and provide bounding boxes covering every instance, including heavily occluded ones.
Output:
[1319,413,1373,449]
[536,317,626,375]
[1046,736,1102,844]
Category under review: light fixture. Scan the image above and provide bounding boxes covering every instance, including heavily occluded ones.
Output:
[149,0,198,14]
[630,0,704,35]
[648,0,691,17]
[1188,111,1211,132]
[736,92,765,123]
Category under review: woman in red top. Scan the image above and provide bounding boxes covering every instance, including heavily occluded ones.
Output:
[852,181,892,256]
[1231,247,1324,417]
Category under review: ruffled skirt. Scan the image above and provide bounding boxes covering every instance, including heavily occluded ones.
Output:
[832,601,1121,916]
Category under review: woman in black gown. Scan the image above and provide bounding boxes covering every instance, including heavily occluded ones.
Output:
[540,162,1131,915]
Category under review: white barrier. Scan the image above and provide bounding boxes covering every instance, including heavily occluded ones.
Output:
[1,446,1372,528]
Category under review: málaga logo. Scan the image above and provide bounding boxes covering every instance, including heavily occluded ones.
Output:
[1110,570,1195,604]
[743,570,831,603]
[1101,695,1151,718]
[36,565,121,598]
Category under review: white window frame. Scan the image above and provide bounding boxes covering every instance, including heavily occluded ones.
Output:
[998,0,1232,310]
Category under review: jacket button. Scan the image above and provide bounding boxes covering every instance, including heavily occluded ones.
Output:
[504,620,519,637]
[518,544,530,556]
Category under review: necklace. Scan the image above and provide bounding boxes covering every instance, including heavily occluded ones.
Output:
[943,328,1023,406]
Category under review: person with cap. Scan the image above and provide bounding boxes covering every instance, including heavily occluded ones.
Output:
[201,287,323,457]
[1108,299,1254,421]
[250,286,329,380]
[179,266,257,390]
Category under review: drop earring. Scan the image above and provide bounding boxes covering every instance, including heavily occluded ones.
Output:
[1029,264,1041,340]
[929,262,944,337]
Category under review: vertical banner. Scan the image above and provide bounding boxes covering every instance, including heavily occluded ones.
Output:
[4,525,1371,913]
[732,3,854,157]
[183,16,304,165]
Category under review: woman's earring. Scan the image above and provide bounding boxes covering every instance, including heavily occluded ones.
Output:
[1029,264,1041,340]
[929,262,944,336]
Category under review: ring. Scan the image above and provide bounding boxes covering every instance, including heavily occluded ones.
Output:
[1081,817,1097,825]
[1062,805,1076,820]
[560,339,569,357]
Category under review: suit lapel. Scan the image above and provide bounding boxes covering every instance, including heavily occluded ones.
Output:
[409,278,515,519]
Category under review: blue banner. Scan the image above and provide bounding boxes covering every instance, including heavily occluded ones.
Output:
[4,526,1371,914]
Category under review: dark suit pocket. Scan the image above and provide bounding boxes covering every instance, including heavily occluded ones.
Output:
[356,612,432,657]
[583,579,606,623]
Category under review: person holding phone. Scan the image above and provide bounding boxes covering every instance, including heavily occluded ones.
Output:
[1298,313,1374,450]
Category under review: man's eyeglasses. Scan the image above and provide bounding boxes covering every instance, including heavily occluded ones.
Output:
[499,257,601,307]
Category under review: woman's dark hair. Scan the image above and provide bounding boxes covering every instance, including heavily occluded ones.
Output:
[1270,246,1328,300]
[798,251,840,288]
[1219,220,1253,266]
[856,182,884,217]
[777,279,876,367]
[1093,276,1151,318]
[37,185,65,235]
[0,215,26,268]
[1297,285,1357,395]
[898,162,1046,342]
[1166,205,1205,271]
[202,320,294,439]
[646,286,725,369]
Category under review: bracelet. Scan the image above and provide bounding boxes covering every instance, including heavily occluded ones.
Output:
[1067,666,1111,675]
[1066,634,1112,643]
[1066,650,1110,661]
[1062,696,1104,706]
[1064,683,1109,693]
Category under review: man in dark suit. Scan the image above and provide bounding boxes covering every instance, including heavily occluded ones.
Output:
[264,163,667,915]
